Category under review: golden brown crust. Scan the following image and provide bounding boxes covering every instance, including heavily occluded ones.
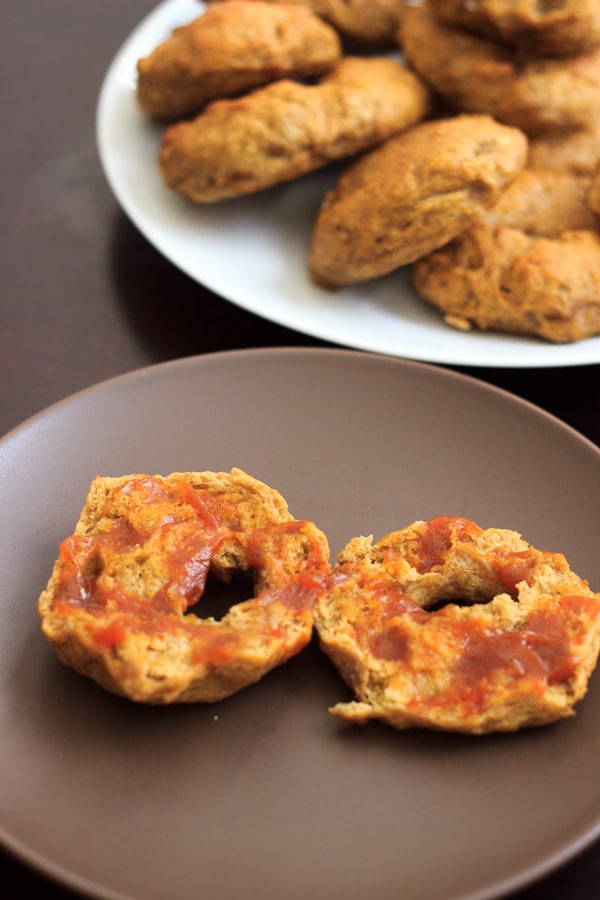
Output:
[485,168,596,237]
[314,516,600,734]
[136,1,342,121]
[412,224,600,343]
[411,161,600,343]
[429,0,600,57]
[588,163,600,217]
[158,56,430,202]
[38,469,330,704]
[527,122,600,176]
[204,0,407,47]
[308,114,527,289]
[401,3,600,136]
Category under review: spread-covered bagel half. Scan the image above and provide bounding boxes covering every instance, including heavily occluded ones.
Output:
[314,516,600,734]
[38,469,330,703]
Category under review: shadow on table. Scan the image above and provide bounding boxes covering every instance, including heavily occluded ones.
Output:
[107,211,329,364]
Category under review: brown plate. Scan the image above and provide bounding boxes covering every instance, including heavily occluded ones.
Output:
[1,348,599,900]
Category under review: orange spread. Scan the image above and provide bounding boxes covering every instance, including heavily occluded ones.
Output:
[411,515,478,571]
[52,476,324,653]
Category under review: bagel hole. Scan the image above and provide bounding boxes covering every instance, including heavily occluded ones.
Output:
[185,568,255,621]
[425,595,490,613]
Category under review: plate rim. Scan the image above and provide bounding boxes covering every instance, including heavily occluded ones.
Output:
[2,347,600,900]
[3,345,599,453]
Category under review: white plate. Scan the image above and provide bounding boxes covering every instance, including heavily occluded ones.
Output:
[96,0,600,368]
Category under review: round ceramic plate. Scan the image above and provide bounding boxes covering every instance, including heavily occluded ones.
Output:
[1,348,599,900]
[95,0,600,369]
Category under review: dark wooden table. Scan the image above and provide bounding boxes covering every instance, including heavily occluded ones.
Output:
[2,3,599,898]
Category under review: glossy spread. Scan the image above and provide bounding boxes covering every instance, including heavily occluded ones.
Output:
[52,476,326,655]
[314,515,600,732]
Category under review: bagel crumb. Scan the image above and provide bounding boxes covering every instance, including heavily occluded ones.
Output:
[444,314,472,331]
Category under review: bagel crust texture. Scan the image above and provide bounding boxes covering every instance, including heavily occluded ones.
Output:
[411,162,600,342]
[527,122,600,176]
[38,469,330,704]
[204,0,407,47]
[314,516,600,734]
[401,3,600,136]
[308,114,527,289]
[428,0,600,57]
[588,163,600,216]
[484,168,596,237]
[136,1,342,121]
[158,56,430,202]
[412,224,600,342]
